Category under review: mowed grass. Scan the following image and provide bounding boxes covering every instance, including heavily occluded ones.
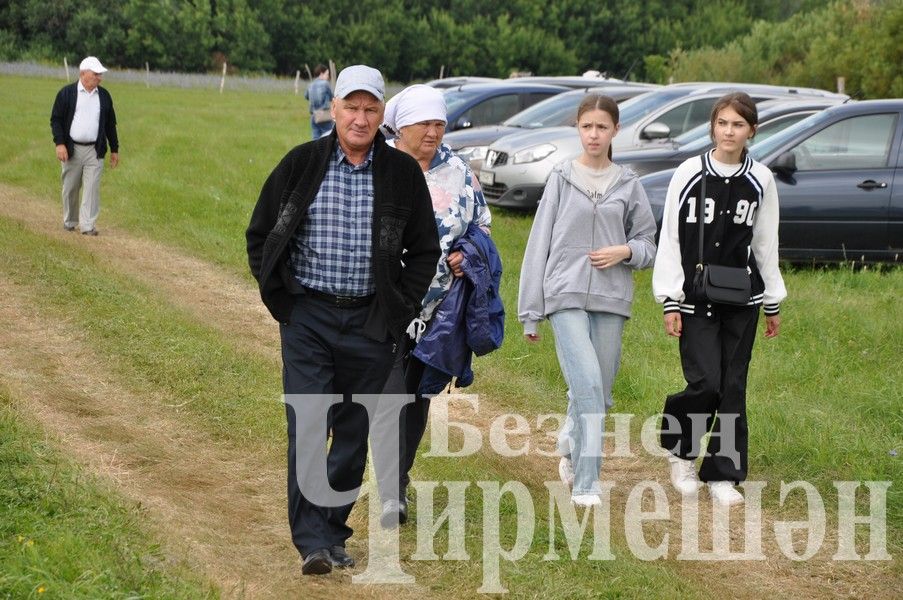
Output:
[1,73,900,594]
[0,388,217,599]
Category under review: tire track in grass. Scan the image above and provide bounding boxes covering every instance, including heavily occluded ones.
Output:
[0,277,437,599]
[1,183,897,597]
[0,184,279,364]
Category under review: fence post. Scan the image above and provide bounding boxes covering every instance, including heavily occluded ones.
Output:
[837,76,846,95]
[219,62,227,94]
[145,62,150,88]
[294,70,300,95]
[64,57,70,81]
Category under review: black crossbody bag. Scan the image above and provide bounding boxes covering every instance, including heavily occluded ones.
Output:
[692,156,751,306]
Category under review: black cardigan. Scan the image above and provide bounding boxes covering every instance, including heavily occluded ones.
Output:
[50,82,119,159]
[246,130,440,341]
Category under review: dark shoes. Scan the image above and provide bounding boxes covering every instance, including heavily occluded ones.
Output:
[82,229,99,236]
[329,545,355,569]
[380,499,409,529]
[64,225,76,232]
[301,548,332,575]
[301,546,355,575]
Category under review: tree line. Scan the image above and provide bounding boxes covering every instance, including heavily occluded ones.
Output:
[2,0,895,98]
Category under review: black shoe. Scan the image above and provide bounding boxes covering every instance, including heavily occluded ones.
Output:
[329,546,355,569]
[64,225,76,231]
[380,499,408,529]
[81,228,99,236]
[301,548,332,575]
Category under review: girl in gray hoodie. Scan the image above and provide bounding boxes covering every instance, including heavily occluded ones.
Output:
[518,94,657,507]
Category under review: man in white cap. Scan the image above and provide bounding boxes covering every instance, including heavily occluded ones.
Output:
[50,56,119,236]
[246,65,439,576]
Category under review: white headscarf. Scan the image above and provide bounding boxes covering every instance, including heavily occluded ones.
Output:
[382,84,447,137]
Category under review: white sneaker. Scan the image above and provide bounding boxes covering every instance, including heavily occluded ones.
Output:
[558,456,574,486]
[571,493,601,507]
[668,455,701,495]
[708,482,744,506]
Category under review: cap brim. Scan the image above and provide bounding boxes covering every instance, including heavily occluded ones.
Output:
[337,85,383,101]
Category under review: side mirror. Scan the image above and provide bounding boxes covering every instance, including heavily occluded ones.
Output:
[771,151,797,180]
[641,122,671,140]
[455,118,473,130]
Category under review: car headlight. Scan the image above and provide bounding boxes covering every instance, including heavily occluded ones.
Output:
[457,145,489,161]
[512,143,556,164]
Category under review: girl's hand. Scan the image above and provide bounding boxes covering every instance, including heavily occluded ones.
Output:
[588,244,631,269]
[764,314,781,338]
[663,313,682,337]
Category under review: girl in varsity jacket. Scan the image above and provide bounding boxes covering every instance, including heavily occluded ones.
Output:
[652,92,787,506]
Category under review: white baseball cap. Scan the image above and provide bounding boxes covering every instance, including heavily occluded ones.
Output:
[334,65,385,101]
[79,56,107,74]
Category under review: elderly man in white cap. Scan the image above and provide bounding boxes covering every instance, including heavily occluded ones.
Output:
[50,56,119,236]
[246,65,439,576]
[374,84,492,528]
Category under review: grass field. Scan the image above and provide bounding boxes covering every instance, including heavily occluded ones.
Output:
[0,73,900,598]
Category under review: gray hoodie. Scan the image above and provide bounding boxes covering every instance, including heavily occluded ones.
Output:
[518,160,657,335]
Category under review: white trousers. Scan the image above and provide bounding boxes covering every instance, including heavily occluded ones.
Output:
[61,144,103,232]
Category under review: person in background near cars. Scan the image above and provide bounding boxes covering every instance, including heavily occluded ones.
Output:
[376,84,493,527]
[518,94,656,507]
[652,92,786,506]
[246,65,439,576]
[305,64,334,139]
[50,56,119,236]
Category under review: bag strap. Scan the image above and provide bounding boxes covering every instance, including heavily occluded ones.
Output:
[696,154,707,274]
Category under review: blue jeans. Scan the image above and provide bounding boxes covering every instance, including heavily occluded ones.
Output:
[549,309,625,495]
[310,117,332,140]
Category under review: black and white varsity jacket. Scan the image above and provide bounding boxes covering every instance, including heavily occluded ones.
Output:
[652,151,786,317]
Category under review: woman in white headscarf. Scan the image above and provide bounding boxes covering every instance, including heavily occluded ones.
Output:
[377,84,491,526]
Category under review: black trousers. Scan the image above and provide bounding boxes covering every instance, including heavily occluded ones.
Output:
[280,295,396,557]
[660,307,759,483]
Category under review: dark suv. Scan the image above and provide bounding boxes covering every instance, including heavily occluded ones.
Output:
[640,100,903,262]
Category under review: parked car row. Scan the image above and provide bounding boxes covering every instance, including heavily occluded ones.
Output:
[639,100,903,262]
[422,76,900,261]
[478,82,850,210]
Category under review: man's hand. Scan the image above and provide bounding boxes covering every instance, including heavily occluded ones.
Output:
[525,333,540,343]
[110,152,119,168]
[55,144,68,162]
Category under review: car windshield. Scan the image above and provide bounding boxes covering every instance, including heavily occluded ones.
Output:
[749,109,834,160]
[443,89,483,114]
[617,88,696,126]
[504,93,583,128]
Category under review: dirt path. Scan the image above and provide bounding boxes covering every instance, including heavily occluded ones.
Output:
[0,184,897,598]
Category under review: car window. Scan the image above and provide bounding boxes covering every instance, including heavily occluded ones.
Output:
[618,88,692,126]
[444,89,482,114]
[753,112,814,145]
[750,110,834,160]
[793,113,897,170]
[505,93,582,128]
[460,94,521,127]
[654,98,719,137]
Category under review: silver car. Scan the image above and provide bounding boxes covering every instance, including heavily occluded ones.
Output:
[481,83,848,209]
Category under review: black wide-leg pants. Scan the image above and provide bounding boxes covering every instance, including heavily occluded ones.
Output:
[661,306,759,483]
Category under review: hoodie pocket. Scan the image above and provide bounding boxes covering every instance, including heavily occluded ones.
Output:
[544,246,592,297]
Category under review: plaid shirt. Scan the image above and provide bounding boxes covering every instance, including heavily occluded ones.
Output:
[289,144,375,296]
